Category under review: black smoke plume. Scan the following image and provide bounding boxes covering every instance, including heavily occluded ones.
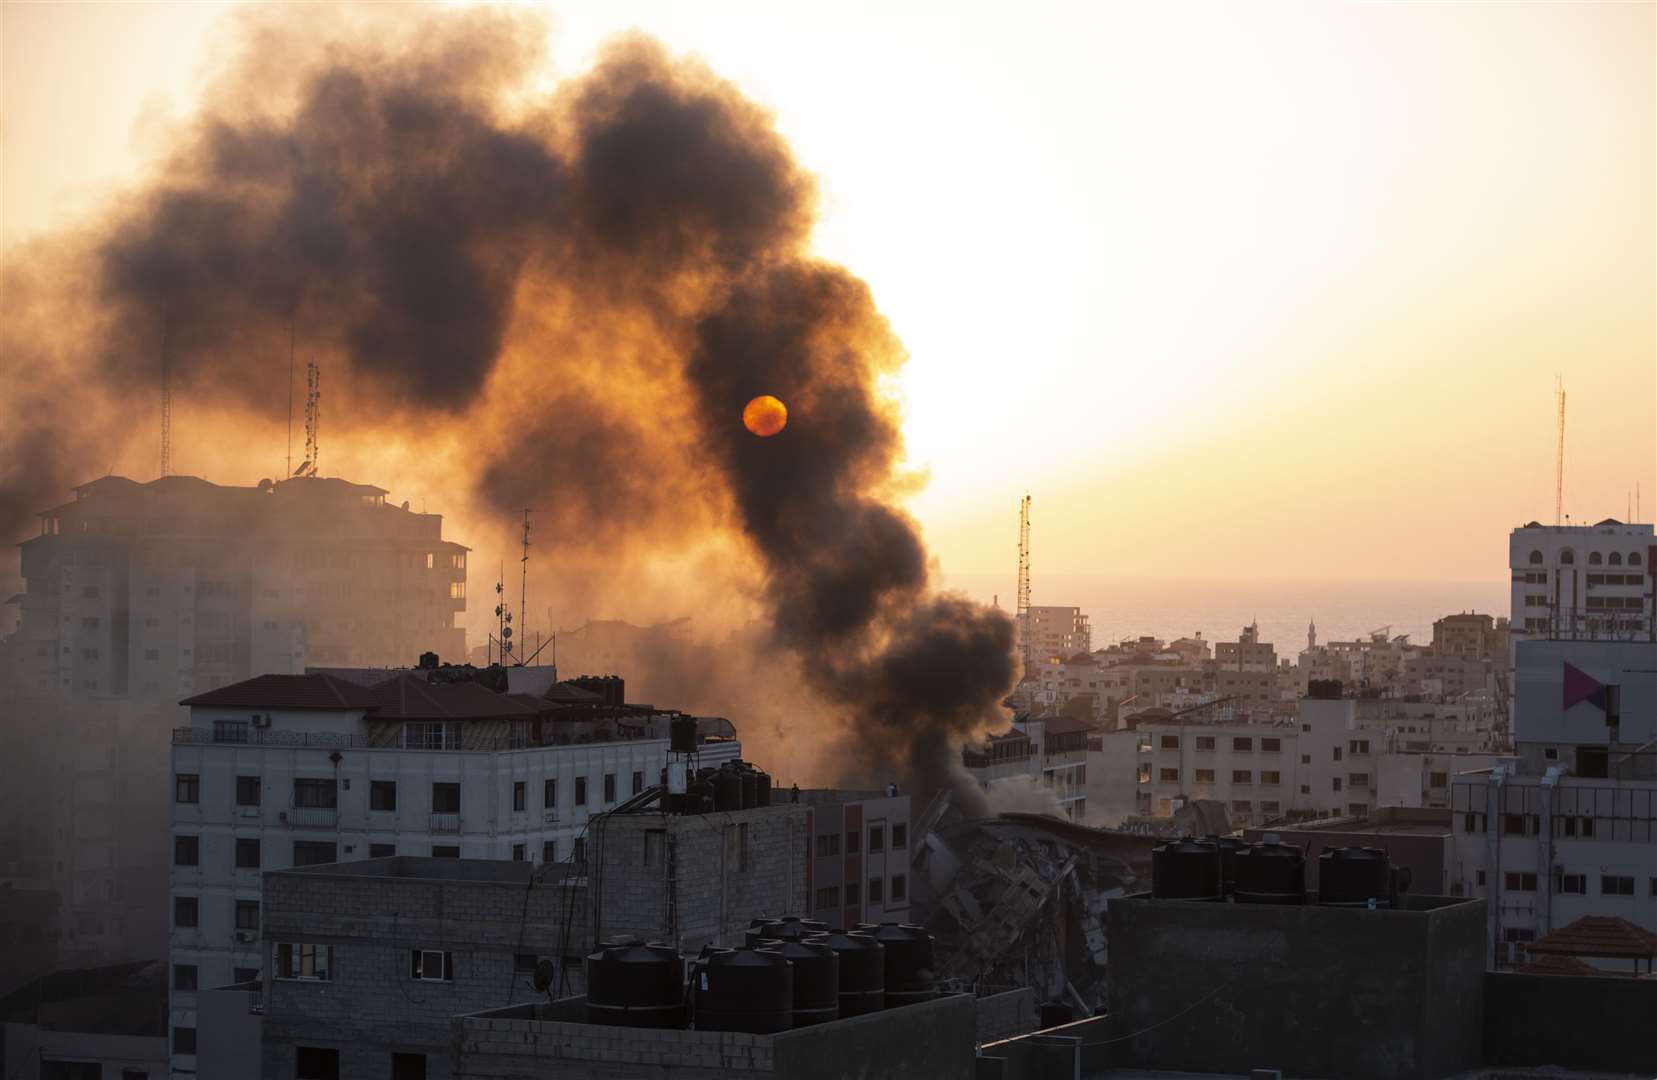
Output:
[0,6,1015,800]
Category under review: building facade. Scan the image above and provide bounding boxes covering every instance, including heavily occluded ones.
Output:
[796,790,913,929]
[1508,520,1653,642]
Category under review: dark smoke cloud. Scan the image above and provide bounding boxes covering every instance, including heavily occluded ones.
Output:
[0,6,1014,797]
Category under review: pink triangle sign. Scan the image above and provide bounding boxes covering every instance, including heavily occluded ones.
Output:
[1562,661,1604,711]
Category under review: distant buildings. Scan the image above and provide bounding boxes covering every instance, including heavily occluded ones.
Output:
[166,666,741,1079]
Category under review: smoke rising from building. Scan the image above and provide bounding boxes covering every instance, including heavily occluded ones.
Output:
[0,6,1014,798]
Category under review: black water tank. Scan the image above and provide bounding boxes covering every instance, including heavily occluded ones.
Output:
[1202,835,1246,896]
[738,768,758,810]
[711,769,743,812]
[754,771,772,807]
[585,943,686,1028]
[745,918,785,948]
[768,940,839,1026]
[1039,1001,1075,1029]
[767,918,831,943]
[856,923,936,1009]
[1318,846,1392,906]
[1233,841,1307,904]
[693,947,793,1033]
[670,716,698,754]
[1151,838,1223,900]
[806,931,884,1017]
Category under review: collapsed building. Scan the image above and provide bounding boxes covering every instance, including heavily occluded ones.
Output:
[911,812,1148,1013]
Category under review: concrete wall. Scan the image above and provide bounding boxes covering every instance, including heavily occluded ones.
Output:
[972,989,1036,1044]
[451,994,976,1080]
[1242,818,1451,895]
[1484,971,1657,1074]
[197,981,262,1079]
[1104,895,1485,1080]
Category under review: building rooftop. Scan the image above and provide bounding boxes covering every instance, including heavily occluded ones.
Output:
[180,672,380,710]
[1527,916,1657,960]
[367,673,540,721]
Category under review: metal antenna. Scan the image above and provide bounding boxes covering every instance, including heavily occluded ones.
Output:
[519,509,531,667]
[1017,493,1032,680]
[293,361,320,477]
[159,319,172,477]
[285,322,295,480]
[1554,376,1566,526]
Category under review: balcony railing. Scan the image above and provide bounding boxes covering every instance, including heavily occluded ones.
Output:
[174,727,368,749]
[430,813,462,834]
[283,807,338,829]
[172,727,653,752]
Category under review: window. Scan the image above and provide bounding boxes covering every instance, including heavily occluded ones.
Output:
[1232,770,1252,784]
[431,845,460,859]
[847,828,860,854]
[513,781,526,812]
[1232,800,1253,815]
[231,967,259,985]
[1300,754,1310,764]
[370,781,397,812]
[175,774,200,803]
[1261,800,1280,815]
[1601,875,1635,896]
[292,841,337,867]
[892,824,907,849]
[1589,551,1603,565]
[1195,736,1216,751]
[1232,737,1253,752]
[1300,785,1310,795]
[236,900,260,930]
[1502,814,1526,836]
[1553,873,1586,895]
[411,949,455,981]
[1502,927,1535,944]
[172,1026,196,1055]
[402,721,462,750]
[1429,772,1449,788]
[1349,739,1370,754]
[1263,738,1283,752]
[1349,773,1370,788]
[869,824,885,852]
[891,874,906,901]
[175,835,199,866]
[236,838,261,869]
[1332,747,1342,762]
[174,896,198,927]
[869,878,884,903]
[573,838,588,869]
[575,777,588,806]
[213,719,249,743]
[816,885,840,908]
[544,778,558,810]
[1160,768,1179,782]
[1503,872,1538,892]
[1346,803,1368,817]
[236,775,261,806]
[603,773,616,803]
[295,1047,339,1080]
[1332,778,1342,791]
[512,843,525,862]
[293,778,337,809]
[1195,768,1216,783]
[144,648,160,661]
[1559,548,1574,564]
[1631,551,1643,566]
[1528,550,1543,565]
[845,881,860,905]
[1160,735,1179,749]
[174,963,198,991]
[431,782,460,813]
[816,833,841,858]
[275,943,332,980]
[541,840,557,863]
[1476,870,1486,886]
[391,1053,426,1080]
[632,770,645,796]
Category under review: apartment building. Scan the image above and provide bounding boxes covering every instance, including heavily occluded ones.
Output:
[1509,520,1653,643]
[960,715,1089,821]
[1213,622,1276,673]
[1432,612,1507,658]
[796,790,913,928]
[1451,638,1657,968]
[1017,605,1091,660]
[166,670,740,1078]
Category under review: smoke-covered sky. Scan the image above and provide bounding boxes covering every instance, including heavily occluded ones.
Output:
[0,5,1014,798]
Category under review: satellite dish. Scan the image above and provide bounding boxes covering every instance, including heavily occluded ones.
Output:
[532,958,556,994]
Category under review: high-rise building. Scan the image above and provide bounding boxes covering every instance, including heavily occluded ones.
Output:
[1017,606,1090,660]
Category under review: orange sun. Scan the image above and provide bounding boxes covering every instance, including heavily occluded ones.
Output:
[742,394,788,437]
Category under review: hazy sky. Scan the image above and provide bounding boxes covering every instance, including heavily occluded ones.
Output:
[4,1,1652,585]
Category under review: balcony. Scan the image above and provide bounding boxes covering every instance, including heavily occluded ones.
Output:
[283,807,337,829]
[430,813,462,834]
[543,810,560,826]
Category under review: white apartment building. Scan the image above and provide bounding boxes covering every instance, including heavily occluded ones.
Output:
[960,714,1089,821]
[1451,639,1657,968]
[1509,520,1652,642]
[166,671,738,1078]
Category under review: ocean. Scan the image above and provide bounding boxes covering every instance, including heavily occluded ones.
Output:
[939,573,1511,653]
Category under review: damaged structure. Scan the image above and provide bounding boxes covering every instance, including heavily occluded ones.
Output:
[911,812,1148,1013]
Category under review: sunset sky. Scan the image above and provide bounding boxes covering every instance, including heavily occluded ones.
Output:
[4,1,1652,588]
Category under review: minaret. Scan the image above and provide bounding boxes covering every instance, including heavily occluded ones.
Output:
[1307,617,1317,652]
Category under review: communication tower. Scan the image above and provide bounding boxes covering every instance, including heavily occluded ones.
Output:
[159,320,172,478]
[1555,376,1566,526]
[1017,493,1032,679]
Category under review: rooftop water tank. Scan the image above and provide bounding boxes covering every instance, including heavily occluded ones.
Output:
[754,769,772,807]
[1151,838,1223,900]
[669,716,698,754]
[738,767,758,810]
[693,947,793,1034]
[1202,834,1247,896]
[711,769,743,813]
[805,931,884,1017]
[1233,841,1307,905]
[767,939,839,1027]
[585,942,685,1028]
[855,923,936,1009]
[1317,846,1393,907]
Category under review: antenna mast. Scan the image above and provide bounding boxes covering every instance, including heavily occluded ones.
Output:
[285,323,295,479]
[1017,493,1032,679]
[292,361,320,477]
[1554,376,1566,526]
[519,509,531,666]
[159,320,172,477]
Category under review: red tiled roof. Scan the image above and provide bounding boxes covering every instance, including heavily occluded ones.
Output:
[180,673,379,710]
[1527,916,1657,960]
[1040,715,1099,736]
[367,674,538,721]
[1515,954,1601,976]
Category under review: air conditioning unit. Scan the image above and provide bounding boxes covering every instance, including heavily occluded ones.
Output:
[251,714,272,728]
[235,931,257,943]
[237,807,261,820]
